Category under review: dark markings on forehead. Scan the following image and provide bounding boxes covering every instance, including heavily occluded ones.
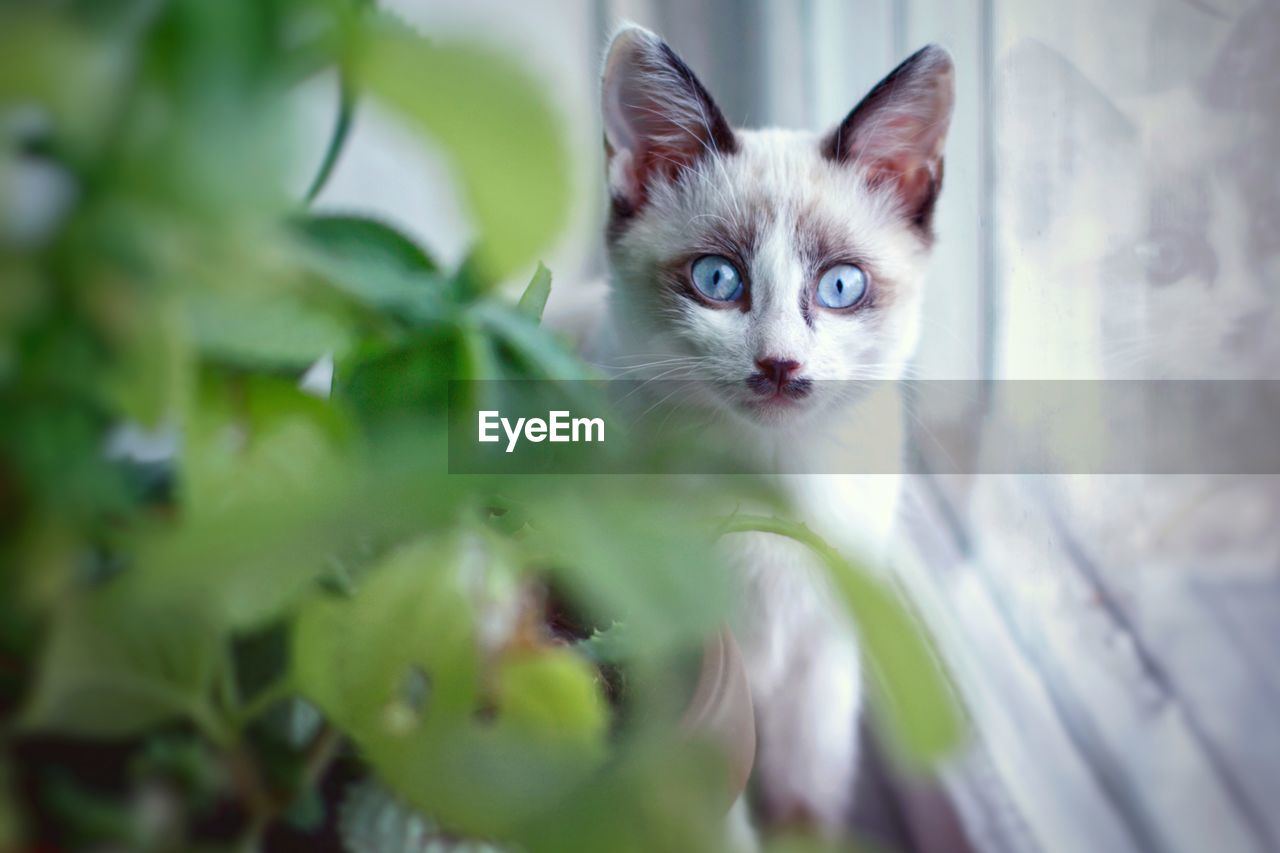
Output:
[606,152,760,248]
[689,199,770,262]
[795,208,888,321]
[658,206,767,315]
[795,208,870,275]
[649,201,770,315]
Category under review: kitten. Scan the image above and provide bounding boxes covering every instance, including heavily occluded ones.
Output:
[595,25,954,834]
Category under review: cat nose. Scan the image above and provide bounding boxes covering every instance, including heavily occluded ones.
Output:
[753,357,803,388]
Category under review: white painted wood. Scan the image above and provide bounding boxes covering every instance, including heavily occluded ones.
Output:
[970,477,1267,853]
[896,482,1139,853]
[901,0,989,381]
[807,0,897,130]
[891,0,1280,848]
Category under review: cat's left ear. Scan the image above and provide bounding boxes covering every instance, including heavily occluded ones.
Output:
[822,45,955,232]
[601,25,736,215]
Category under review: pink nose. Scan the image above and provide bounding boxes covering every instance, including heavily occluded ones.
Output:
[753,357,803,388]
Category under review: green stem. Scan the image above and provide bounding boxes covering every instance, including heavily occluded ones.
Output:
[188,700,236,749]
[227,745,275,852]
[218,645,241,718]
[714,513,842,565]
[718,513,966,761]
[305,66,356,204]
[300,725,343,790]
[235,677,297,729]
[237,814,270,853]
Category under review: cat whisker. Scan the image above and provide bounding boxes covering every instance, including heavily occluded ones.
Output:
[634,379,699,424]
[599,356,710,376]
[613,364,706,406]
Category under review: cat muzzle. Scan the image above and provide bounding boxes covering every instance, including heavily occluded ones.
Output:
[748,358,813,400]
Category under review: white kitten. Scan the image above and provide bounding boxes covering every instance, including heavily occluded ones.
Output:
[596,25,953,835]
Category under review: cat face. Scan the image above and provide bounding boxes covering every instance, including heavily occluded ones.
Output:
[599,27,953,427]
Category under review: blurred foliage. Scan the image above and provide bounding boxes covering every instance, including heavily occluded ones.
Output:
[0,1,961,850]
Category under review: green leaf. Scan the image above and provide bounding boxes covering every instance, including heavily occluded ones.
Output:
[525,489,731,657]
[362,722,604,842]
[294,214,437,275]
[293,535,480,736]
[119,374,357,631]
[517,263,552,322]
[88,280,194,427]
[20,594,222,740]
[181,372,354,513]
[131,735,223,808]
[0,10,130,153]
[494,649,607,752]
[295,533,613,840]
[339,329,460,421]
[470,302,593,382]
[0,761,24,849]
[284,786,327,833]
[358,18,571,282]
[509,740,731,853]
[577,622,631,666]
[717,515,966,764]
[186,288,355,370]
[43,771,140,848]
[294,216,450,327]
[462,323,503,382]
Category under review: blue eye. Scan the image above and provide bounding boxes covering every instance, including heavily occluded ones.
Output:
[690,255,744,302]
[816,264,868,309]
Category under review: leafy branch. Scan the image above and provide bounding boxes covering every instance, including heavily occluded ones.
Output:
[716,514,965,763]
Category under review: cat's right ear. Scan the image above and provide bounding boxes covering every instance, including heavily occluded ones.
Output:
[822,45,954,232]
[601,26,736,214]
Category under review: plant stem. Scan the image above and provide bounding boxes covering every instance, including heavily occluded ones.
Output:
[714,513,842,565]
[717,513,967,761]
[189,704,236,748]
[235,677,297,730]
[229,725,343,853]
[300,725,343,791]
[229,747,274,809]
[305,67,356,203]
[218,645,241,718]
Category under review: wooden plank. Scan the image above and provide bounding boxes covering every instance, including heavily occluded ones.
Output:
[896,479,1140,853]
[900,0,990,381]
[959,476,1269,853]
[1037,478,1280,849]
